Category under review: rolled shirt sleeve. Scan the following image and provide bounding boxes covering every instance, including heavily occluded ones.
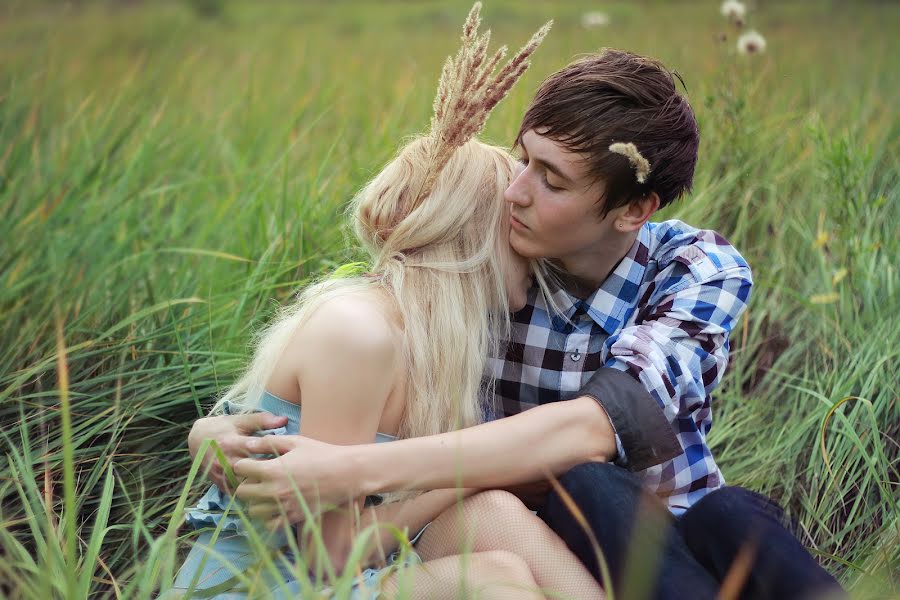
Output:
[580,367,681,471]
[581,260,753,511]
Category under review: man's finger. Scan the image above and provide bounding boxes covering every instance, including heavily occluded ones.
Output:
[234,412,288,434]
[233,458,270,482]
[234,480,270,503]
[247,502,280,521]
[220,434,255,460]
[244,434,296,456]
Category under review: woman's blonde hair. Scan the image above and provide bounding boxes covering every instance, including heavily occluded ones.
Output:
[214,137,516,440]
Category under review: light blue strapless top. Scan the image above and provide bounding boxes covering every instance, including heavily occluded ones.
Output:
[185,391,397,533]
[254,390,398,442]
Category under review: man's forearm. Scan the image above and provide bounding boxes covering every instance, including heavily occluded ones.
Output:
[354,396,617,496]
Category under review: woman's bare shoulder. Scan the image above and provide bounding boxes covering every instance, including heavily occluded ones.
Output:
[308,290,398,343]
[265,287,402,404]
[283,289,401,374]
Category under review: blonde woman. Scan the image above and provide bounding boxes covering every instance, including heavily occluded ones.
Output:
[173,6,603,600]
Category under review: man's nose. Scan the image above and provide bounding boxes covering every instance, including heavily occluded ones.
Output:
[504,169,530,207]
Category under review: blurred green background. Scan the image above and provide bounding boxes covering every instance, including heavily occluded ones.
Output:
[1,1,897,598]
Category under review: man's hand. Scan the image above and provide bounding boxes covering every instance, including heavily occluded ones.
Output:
[187,412,288,492]
[233,435,360,528]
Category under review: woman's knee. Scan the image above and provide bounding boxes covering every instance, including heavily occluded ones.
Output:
[458,490,537,545]
[418,490,534,558]
[465,489,531,518]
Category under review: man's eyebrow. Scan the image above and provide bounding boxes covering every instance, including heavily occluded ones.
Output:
[519,138,576,184]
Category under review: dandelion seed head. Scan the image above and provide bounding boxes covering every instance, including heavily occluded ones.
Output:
[609,142,651,184]
[720,1,747,21]
[737,30,767,55]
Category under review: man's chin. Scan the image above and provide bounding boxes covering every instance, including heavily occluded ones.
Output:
[509,232,543,259]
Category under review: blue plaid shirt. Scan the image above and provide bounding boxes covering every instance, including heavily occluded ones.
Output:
[489,220,753,515]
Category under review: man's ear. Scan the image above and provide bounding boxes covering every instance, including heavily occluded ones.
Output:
[616,192,660,233]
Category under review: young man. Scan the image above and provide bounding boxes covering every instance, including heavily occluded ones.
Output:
[189,50,843,599]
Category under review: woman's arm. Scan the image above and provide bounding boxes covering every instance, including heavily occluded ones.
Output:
[324,487,480,569]
[253,296,399,573]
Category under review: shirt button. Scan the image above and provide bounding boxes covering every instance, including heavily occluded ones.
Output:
[570,351,581,362]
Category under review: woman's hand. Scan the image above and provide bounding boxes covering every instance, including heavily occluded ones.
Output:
[233,435,361,527]
[188,412,288,492]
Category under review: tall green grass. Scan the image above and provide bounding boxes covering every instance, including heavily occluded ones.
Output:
[1,1,897,598]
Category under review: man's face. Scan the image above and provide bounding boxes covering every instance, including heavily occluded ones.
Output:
[504,129,619,264]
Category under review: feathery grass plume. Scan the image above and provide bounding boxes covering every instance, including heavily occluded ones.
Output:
[609,142,651,183]
[416,2,552,204]
[737,30,767,55]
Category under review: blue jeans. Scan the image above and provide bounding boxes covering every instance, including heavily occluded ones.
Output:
[537,463,845,600]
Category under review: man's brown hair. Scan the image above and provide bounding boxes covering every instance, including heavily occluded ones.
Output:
[516,49,699,216]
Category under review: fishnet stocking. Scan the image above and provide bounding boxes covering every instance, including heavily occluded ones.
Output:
[380,551,542,600]
[380,490,604,600]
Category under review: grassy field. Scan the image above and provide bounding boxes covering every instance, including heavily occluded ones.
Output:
[1,0,898,598]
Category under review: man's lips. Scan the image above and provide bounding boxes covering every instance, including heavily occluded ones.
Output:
[510,214,528,230]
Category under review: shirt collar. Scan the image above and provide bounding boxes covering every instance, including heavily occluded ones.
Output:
[548,224,651,335]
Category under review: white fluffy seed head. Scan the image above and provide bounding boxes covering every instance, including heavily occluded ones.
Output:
[581,12,610,28]
[737,30,767,55]
[720,0,747,21]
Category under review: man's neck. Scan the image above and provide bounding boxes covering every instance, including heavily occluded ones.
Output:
[558,231,638,291]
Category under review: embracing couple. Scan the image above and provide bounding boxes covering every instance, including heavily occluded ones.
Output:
[172,5,842,599]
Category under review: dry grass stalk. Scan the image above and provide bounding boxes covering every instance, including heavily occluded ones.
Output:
[415,2,552,204]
